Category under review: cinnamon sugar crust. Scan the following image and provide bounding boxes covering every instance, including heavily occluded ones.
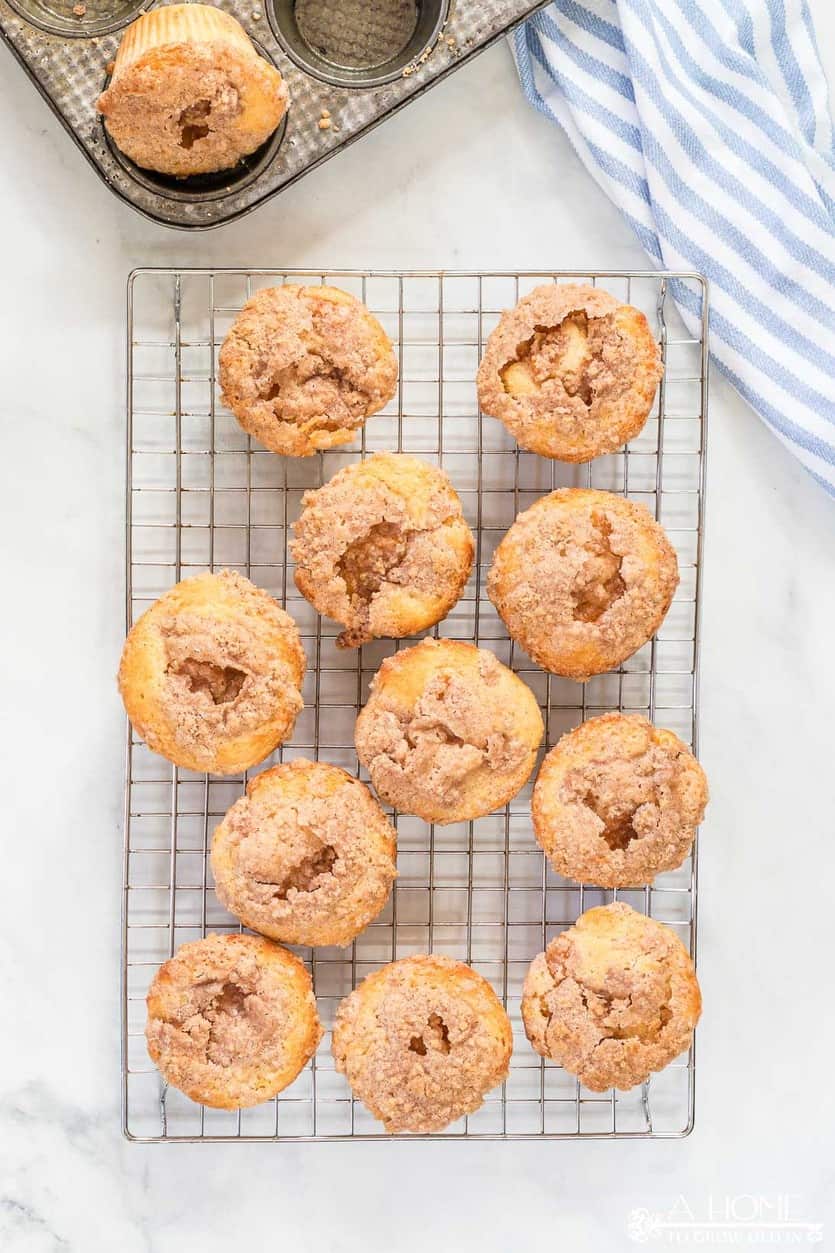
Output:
[211,759,397,947]
[118,569,305,775]
[291,453,474,647]
[332,955,512,1133]
[487,488,679,680]
[146,932,322,1109]
[533,713,708,887]
[521,902,701,1091]
[355,638,543,824]
[97,7,289,177]
[219,286,398,456]
[477,284,662,462]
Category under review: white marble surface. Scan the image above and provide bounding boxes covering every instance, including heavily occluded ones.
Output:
[2,6,835,1250]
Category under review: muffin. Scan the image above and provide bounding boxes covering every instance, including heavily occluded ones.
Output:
[292,453,475,648]
[488,488,679,680]
[211,759,397,947]
[532,713,708,887]
[477,283,662,461]
[97,5,289,177]
[521,902,701,1091]
[332,955,512,1133]
[146,932,322,1109]
[118,569,305,775]
[355,638,543,824]
[219,285,398,456]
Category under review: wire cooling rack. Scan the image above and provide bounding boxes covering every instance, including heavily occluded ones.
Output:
[122,267,709,1142]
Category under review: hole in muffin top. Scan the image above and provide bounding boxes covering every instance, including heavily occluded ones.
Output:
[581,791,642,850]
[409,1012,451,1056]
[178,99,212,149]
[266,842,338,899]
[579,982,673,1043]
[571,512,626,623]
[501,311,595,405]
[257,353,360,425]
[168,657,247,705]
[338,521,409,606]
[210,981,249,1017]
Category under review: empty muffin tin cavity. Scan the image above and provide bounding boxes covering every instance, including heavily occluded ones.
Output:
[6,0,143,36]
[268,0,449,87]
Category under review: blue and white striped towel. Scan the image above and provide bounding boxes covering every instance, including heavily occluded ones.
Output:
[514,1,835,494]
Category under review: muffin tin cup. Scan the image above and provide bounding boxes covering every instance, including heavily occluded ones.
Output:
[268,0,450,89]
[0,0,550,228]
[4,0,144,39]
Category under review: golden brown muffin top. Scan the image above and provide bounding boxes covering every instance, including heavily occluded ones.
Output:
[355,638,543,824]
[211,760,397,948]
[128,570,303,766]
[533,713,708,887]
[291,453,474,647]
[219,286,398,456]
[487,488,679,680]
[97,7,288,177]
[477,284,662,462]
[118,569,305,775]
[332,954,512,1133]
[522,902,701,1091]
[146,932,322,1109]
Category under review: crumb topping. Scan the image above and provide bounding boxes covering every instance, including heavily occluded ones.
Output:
[160,610,301,762]
[488,489,679,680]
[533,713,708,886]
[332,955,512,1133]
[357,664,528,811]
[477,284,662,463]
[292,454,473,647]
[522,902,701,1091]
[499,308,631,411]
[146,933,322,1108]
[211,761,396,947]
[571,511,626,622]
[219,287,398,456]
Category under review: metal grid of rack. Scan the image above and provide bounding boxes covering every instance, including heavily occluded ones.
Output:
[122,267,709,1142]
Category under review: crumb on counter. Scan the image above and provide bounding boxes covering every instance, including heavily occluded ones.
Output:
[73,3,86,15]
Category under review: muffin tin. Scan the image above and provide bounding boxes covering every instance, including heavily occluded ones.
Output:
[122,266,709,1141]
[0,0,550,229]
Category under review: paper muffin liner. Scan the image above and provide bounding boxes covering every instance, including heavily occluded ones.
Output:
[112,3,258,78]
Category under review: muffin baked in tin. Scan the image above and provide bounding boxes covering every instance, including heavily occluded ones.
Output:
[97,5,289,177]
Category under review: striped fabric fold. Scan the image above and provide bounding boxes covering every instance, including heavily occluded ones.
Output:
[514,0,835,494]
